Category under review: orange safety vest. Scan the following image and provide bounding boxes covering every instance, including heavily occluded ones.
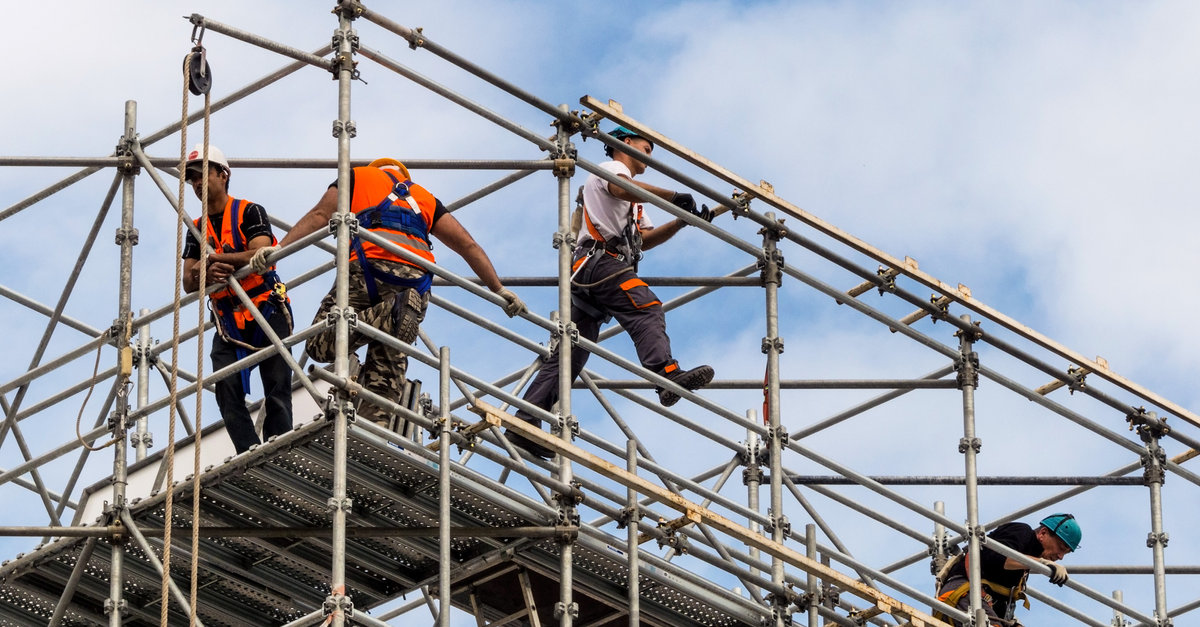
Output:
[349,166,438,269]
[195,197,282,331]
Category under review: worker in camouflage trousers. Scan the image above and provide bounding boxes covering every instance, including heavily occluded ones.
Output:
[254,158,525,432]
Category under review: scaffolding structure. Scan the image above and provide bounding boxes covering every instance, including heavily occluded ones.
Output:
[2,3,1199,626]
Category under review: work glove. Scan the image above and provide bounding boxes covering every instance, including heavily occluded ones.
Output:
[1037,557,1069,586]
[671,192,697,215]
[248,245,280,274]
[497,288,527,318]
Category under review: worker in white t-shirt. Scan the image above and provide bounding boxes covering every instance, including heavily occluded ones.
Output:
[508,126,718,459]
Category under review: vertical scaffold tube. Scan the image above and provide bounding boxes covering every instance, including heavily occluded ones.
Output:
[745,419,762,591]
[108,99,139,627]
[1140,424,1171,625]
[135,308,151,462]
[553,104,578,627]
[761,216,787,627]
[956,315,985,626]
[328,4,357,626]
[438,347,452,626]
[806,524,818,627]
[1111,590,1125,627]
[626,440,640,626]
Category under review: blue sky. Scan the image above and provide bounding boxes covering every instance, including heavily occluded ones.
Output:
[3,1,1200,625]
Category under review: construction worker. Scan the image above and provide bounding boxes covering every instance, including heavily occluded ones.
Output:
[252,159,526,431]
[181,144,294,454]
[933,513,1080,627]
[507,126,718,459]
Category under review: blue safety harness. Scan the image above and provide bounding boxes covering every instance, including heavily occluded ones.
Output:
[208,199,291,395]
[350,170,434,304]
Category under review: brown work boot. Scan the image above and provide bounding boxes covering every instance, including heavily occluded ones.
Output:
[657,364,714,407]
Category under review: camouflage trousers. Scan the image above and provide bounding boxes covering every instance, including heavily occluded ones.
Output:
[305,261,429,425]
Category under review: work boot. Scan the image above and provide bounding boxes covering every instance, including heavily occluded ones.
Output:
[656,364,714,407]
[503,412,555,460]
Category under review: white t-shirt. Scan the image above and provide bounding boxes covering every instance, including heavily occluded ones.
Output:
[578,160,654,246]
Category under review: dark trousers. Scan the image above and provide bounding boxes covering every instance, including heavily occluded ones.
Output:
[211,306,294,454]
[521,252,674,419]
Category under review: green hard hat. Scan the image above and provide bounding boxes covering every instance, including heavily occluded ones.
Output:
[1041,513,1081,552]
[605,125,653,157]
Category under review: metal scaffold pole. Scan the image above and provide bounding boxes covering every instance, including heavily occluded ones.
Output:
[1132,410,1172,626]
[760,214,789,627]
[133,308,153,462]
[438,347,452,626]
[955,315,985,627]
[553,103,579,627]
[105,99,140,627]
[327,3,357,626]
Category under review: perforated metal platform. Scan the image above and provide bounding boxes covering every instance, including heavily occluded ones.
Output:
[0,417,763,626]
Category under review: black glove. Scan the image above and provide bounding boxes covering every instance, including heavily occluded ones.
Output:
[698,204,715,223]
[671,192,697,215]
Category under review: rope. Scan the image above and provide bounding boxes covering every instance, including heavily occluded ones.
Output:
[189,86,213,627]
[75,342,118,451]
[160,49,193,627]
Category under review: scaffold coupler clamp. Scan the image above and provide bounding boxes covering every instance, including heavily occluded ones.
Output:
[766,508,792,541]
[756,247,785,287]
[334,0,366,19]
[655,519,689,555]
[323,592,354,621]
[323,389,357,424]
[554,600,580,621]
[729,189,753,220]
[1128,407,1170,442]
[761,336,785,355]
[1064,364,1089,394]
[616,504,638,530]
[955,350,980,389]
[966,524,988,546]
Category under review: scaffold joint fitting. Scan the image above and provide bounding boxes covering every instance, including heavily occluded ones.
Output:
[955,351,979,389]
[323,593,354,619]
[1140,445,1167,485]
[966,524,987,544]
[958,437,982,454]
[766,510,792,540]
[326,496,354,513]
[756,249,785,285]
[616,505,638,529]
[742,466,763,485]
[1146,531,1169,548]
[103,598,129,617]
[327,209,359,235]
[325,306,358,331]
[1127,407,1170,442]
[407,26,426,50]
[761,336,785,355]
[554,601,580,620]
[114,226,139,247]
[766,425,789,448]
[334,0,366,20]
[553,157,576,178]
[331,118,358,138]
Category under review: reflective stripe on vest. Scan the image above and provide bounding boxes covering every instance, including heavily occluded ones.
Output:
[349,166,437,269]
[197,197,280,331]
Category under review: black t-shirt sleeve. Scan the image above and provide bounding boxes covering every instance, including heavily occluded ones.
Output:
[182,226,201,260]
[431,197,447,227]
[980,523,1038,576]
[239,202,274,243]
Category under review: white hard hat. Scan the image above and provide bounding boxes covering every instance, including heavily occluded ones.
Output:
[185,143,230,172]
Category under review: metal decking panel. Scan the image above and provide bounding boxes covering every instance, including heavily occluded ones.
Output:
[0,418,765,626]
